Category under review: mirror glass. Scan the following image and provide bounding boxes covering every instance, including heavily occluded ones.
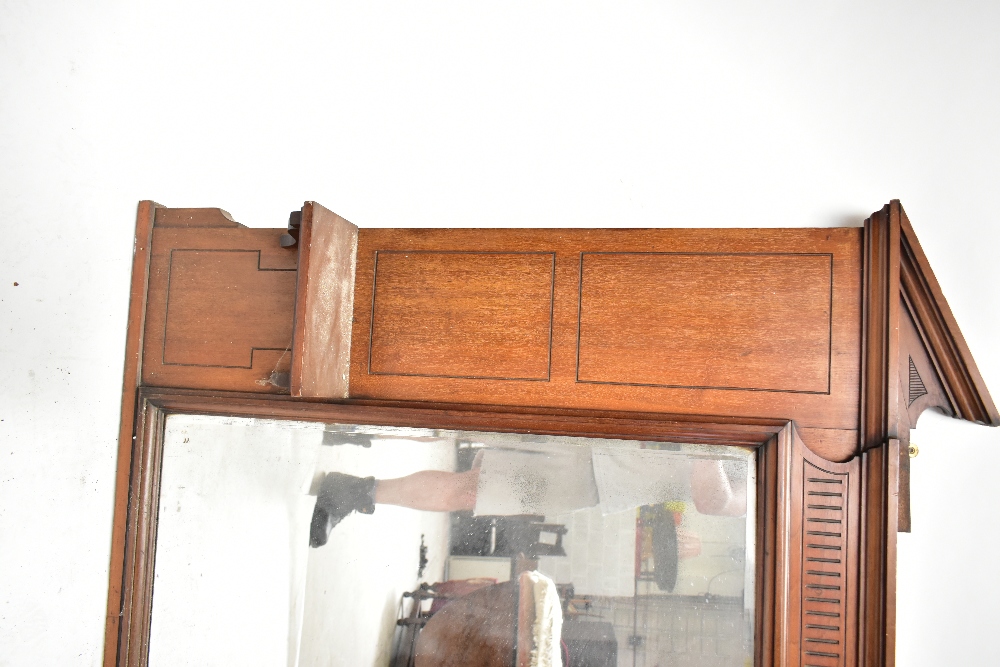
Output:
[149,415,755,667]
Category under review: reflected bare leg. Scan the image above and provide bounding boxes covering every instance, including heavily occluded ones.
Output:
[374,469,480,512]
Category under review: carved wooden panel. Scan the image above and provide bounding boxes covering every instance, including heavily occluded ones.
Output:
[140,208,298,392]
[897,204,999,427]
[789,431,861,667]
[899,304,948,428]
[797,429,858,465]
[350,228,862,441]
[577,252,832,392]
[368,251,555,380]
[800,463,852,666]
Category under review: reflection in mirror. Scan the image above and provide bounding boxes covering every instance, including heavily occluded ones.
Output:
[149,415,755,667]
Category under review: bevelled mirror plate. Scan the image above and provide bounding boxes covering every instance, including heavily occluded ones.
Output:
[149,415,755,667]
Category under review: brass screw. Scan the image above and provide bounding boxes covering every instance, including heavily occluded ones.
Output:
[908,444,919,458]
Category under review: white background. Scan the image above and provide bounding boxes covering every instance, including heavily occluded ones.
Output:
[1,2,998,665]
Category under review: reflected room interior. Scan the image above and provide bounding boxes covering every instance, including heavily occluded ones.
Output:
[149,416,755,667]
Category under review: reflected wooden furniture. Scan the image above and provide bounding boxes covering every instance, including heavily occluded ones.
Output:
[413,572,550,667]
[413,581,519,667]
[405,578,617,667]
[106,199,997,667]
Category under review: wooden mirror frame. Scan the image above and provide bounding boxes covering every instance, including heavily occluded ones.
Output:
[104,199,997,667]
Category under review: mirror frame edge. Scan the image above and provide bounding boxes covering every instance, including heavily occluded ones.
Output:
[108,386,806,667]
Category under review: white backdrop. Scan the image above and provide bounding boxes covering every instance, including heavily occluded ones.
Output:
[1,2,997,665]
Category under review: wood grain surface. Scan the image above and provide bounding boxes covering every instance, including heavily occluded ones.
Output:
[140,210,298,392]
[152,207,240,228]
[369,251,555,380]
[103,200,157,667]
[106,199,999,667]
[577,252,832,392]
[898,204,999,426]
[290,202,358,398]
[860,202,901,456]
[161,250,295,366]
[350,227,863,432]
[857,440,899,667]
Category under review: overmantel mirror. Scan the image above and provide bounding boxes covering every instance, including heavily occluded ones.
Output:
[105,200,997,667]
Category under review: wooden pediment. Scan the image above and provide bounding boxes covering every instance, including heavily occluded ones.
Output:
[861,200,998,457]
[897,205,999,429]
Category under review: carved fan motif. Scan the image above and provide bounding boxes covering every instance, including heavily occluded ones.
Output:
[908,356,928,407]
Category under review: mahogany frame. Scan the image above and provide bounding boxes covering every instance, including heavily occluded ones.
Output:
[103,198,997,667]
[113,388,808,667]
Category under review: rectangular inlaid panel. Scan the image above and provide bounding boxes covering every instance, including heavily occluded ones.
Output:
[577,253,833,393]
[163,250,296,368]
[350,228,862,432]
[369,251,555,380]
[141,213,299,393]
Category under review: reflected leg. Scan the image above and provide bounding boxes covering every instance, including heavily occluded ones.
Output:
[310,469,481,547]
[374,469,480,512]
